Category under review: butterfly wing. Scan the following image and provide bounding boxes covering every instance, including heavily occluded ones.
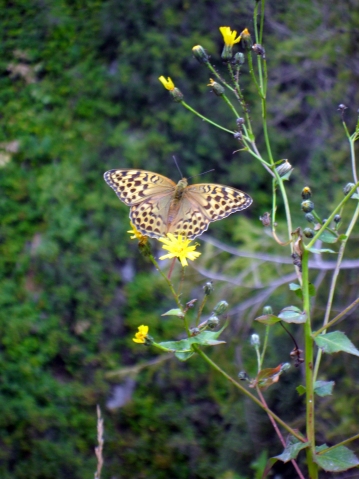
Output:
[104,169,176,238]
[103,169,176,205]
[167,183,252,239]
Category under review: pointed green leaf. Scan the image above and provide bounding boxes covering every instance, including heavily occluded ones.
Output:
[314,380,335,397]
[308,247,336,254]
[296,385,306,396]
[275,436,310,463]
[314,331,359,357]
[278,306,307,324]
[315,444,359,472]
[175,351,194,361]
[351,193,359,200]
[318,230,338,243]
[254,314,281,325]
[161,308,184,317]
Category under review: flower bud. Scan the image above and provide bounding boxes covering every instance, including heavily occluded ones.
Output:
[301,200,314,213]
[203,282,213,295]
[263,305,273,315]
[190,327,200,336]
[213,300,229,316]
[305,213,315,223]
[234,131,242,141]
[236,117,245,126]
[192,45,210,64]
[337,103,347,112]
[322,218,328,224]
[169,87,184,103]
[144,334,154,346]
[334,214,341,224]
[280,362,291,372]
[238,371,249,381]
[207,315,219,329]
[252,43,265,59]
[303,227,315,238]
[240,28,252,49]
[259,212,271,226]
[207,78,225,96]
[343,183,355,195]
[234,52,245,65]
[250,333,260,346]
[275,160,293,178]
[301,186,312,200]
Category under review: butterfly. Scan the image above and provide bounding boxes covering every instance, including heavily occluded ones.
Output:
[104,169,252,239]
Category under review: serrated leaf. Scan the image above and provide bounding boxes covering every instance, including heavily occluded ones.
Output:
[278,306,307,324]
[315,445,359,472]
[296,385,306,396]
[314,380,335,396]
[275,436,310,463]
[161,308,184,317]
[314,331,359,356]
[318,230,338,244]
[308,247,336,254]
[254,314,281,325]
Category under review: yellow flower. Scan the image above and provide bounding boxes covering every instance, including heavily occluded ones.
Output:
[219,26,241,47]
[127,222,148,245]
[159,233,201,267]
[158,76,175,91]
[133,325,149,344]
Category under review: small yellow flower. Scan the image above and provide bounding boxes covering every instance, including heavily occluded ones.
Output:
[219,26,241,47]
[158,76,175,91]
[133,325,149,344]
[159,233,201,267]
[127,222,148,245]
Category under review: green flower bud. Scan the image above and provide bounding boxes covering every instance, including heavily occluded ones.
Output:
[169,87,184,103]
[192,45,210,64]
[203,282,213,295]
[144,335,154,346]
[334,214,341,224]
[303,227,315,238]
[208,78,225,96]
[240,28,252,50]
[250,333,260,346]
[301,200,314,213]
[301,186,312,199]
[234,52,245,65]
[343,183,355,195]
[263,305,273,315]
[207,315,219,329]
[190,327,200,336]
[322,218,328,224]
[213,300,229,316]
[305,213,315,223]
[275,160,293,178]
[280,362,291,372]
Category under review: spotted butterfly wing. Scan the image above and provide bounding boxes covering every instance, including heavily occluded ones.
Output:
[104,168,252,239]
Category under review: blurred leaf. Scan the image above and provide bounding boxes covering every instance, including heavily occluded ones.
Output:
[315,444,359,472]
[275,436,309,462]
[314,331,359,356]
[278,306,307,324]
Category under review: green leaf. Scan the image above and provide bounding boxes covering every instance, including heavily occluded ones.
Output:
[289,283,301,291]
[175,351,194,361]
[351,193,359,200]
[296,381,335,397]
[278,306,307,324]
[307,247,336,254]
[275,436,310,462]
[161,308,184,317]
[338,234,348,241]
[318,230,338,243]
[296,385,306,396]
[254,314,281,325]
[314,331,359,356]
[315,444,359,472]
[314,380,335,396]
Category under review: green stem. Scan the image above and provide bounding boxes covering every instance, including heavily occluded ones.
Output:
[302,250,316,459]
[193,345,305,442]
[180,100,234,134]
[319,432,359,452]
[196,294,208,327]
[221,93,240,118]
[313,296,359,338]
[226,63,254,137]
[259,325,269,369]
[206,62,236,93]
[306,182,359,250]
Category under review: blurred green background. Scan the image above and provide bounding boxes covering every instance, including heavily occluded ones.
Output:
[1,0,359,477]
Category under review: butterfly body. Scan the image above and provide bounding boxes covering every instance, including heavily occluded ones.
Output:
[104,169,252,239]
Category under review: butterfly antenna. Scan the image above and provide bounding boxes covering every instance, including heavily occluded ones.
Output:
[187,169,215,180]
[172,156,184,178]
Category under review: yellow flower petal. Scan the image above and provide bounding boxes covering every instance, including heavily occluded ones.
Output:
[132,325,149,344]
[158,76,175,91]
[219,26,241,47]
[158,234,201,267]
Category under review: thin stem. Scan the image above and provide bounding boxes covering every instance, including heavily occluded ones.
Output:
[149,255,183,311]
[256,387,306,479]
[180,101,235,134]
[319,433,359,452]
[206,62,236,93]
[221,92,240,118]
[313,296,359,338]
[193,345,306,442]
[226,63,254,137]
[196,294,208,327]
[259,325,269,369]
